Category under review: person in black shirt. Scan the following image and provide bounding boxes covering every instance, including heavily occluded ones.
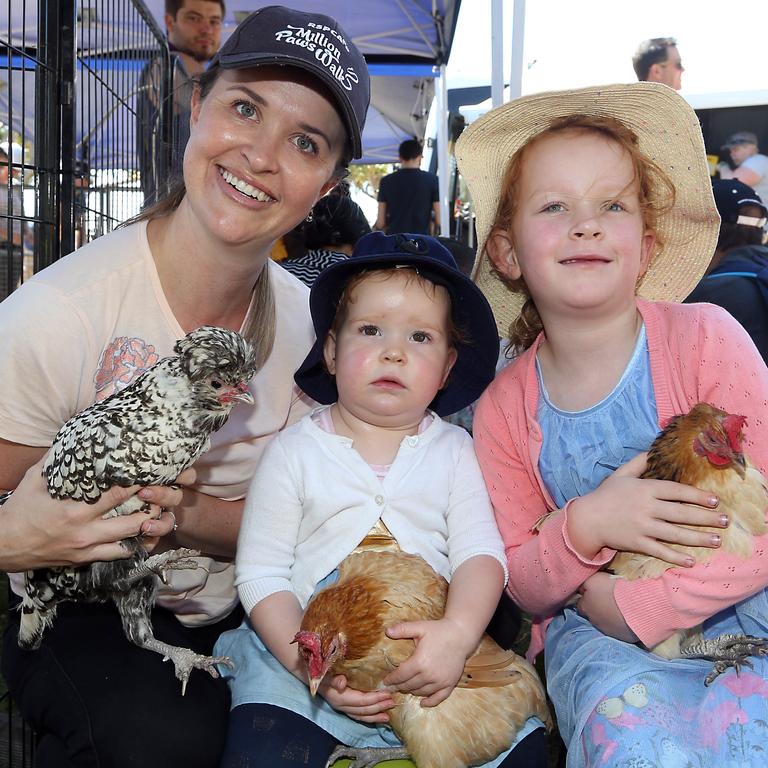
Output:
[685,178,768,363]
[375,139,439,235]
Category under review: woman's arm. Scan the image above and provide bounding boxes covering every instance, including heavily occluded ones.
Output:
[0,443,183,571]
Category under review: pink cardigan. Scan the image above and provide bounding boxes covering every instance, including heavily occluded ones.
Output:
[473,298,768,659]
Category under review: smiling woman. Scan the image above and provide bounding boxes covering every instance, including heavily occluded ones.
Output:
[0,6,369,768]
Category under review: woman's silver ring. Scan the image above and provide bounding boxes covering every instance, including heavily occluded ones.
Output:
[164,508,178,532]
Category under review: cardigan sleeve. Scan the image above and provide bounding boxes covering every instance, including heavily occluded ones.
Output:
[234,432,303,614]
[473,373,615,617]
[616,304,768,646]
[443,431,508,582]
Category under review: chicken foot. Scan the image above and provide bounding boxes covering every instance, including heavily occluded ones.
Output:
[325,745,410,768]
[126,547,202,585]
[678,632,768,685]
[113,581,233,696]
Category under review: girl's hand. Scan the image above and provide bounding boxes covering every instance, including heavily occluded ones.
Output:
[576,572,639,642]
[382,618,470,707]
[568,453,727,566]
[318,674,395,723]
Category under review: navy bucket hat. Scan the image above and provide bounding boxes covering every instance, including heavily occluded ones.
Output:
[294,232,500,416]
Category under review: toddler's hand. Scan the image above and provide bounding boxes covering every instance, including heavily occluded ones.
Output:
[382,618,470,707]
[319,674,394,723]
[568,452,727,566]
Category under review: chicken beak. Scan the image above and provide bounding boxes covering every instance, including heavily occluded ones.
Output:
[308,676,322,697]
[229,383,254,405]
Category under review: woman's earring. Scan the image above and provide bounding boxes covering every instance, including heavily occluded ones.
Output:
[305,211,314,223]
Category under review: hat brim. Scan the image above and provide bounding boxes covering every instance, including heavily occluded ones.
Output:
[216,52,363,158]
[294,253,500,416]
[455,82,720,337]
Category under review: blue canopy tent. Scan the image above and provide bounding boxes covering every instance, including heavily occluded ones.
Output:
[1,0,462,166]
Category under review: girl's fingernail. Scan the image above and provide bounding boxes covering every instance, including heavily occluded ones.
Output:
[138,488,153,501]
[719,514,729,527]
[710,534,721,546]
[684,557,695,567]
[708,495,719,507]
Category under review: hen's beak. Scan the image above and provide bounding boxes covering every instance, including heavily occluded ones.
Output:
[308,676,322,697]
[223,383,254,405]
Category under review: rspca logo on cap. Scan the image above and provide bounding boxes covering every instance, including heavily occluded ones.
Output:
[274,24,359,92]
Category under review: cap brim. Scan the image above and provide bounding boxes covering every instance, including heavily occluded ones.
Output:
[215,53,362,158]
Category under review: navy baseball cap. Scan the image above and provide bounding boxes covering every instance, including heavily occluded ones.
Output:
[712,179,767,227]
[294,232,500,416]
[211,6,369,158]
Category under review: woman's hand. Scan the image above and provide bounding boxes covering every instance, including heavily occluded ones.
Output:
[576,572,639,642]
[567,453,727,566]
[319,674,395,723]
[382,617,470,707]
[0,459,196,571]
[137,468,196,551]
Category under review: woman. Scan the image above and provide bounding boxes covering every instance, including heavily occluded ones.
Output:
[0,7,370,767]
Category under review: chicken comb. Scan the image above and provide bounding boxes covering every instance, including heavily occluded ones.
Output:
[722,413,746,453]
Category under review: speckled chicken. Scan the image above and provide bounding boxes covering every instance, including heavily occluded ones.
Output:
[608,402,768,683]
[294,549,551,768]
[9,326,257,693]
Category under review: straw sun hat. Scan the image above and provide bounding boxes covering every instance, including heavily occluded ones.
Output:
[455,82,720,337]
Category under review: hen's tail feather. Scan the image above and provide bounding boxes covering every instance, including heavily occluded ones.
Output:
[18,599,56,650]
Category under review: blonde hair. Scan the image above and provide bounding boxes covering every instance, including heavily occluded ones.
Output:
[490,114,676,350]
[125,65,351,372]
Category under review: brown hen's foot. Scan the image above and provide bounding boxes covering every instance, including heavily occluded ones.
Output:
[325,745,410,768]
[128,547,201,584]
[679,633,768,685]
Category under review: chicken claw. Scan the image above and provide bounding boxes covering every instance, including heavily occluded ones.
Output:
[130,547,202,584]
[325,745,410,768]
[144,638,234,695]
[679,632,768,685]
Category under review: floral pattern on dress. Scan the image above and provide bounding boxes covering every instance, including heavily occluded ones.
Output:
[94,336,159,400]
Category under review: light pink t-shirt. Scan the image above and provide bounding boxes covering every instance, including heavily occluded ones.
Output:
[0,221,316,625]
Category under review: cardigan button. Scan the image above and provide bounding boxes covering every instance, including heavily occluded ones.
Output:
[406,436,418,447]
[375,494,385,505]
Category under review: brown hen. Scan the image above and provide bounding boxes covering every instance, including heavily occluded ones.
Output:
[295,549,551,768]
[608,402,768,679]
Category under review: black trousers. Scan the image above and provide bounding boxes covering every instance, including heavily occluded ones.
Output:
[2,598,243,768]
[220,704,549,767]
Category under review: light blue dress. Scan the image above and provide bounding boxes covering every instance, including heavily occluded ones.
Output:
[537,326,768,767]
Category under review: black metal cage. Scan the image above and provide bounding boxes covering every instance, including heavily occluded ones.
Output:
[0,2,172,763]
[0,0,172,302]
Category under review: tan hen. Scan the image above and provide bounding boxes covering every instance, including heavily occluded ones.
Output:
[608,402,768,680]
[295,549,551,768]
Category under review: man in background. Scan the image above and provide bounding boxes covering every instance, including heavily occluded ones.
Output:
[138,0,224,205]
[632,37,684,90]
[375,139,440,235]
[718,132,768,205]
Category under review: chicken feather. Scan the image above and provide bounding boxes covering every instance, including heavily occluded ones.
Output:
[608,402,768,672]
[297,549,551,768]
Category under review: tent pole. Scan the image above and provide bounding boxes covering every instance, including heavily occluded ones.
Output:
[491,0,504,107]
[436,63,450,237]
[509,0,526,99]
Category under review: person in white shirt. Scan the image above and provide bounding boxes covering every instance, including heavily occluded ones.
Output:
[215,232,548,767]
